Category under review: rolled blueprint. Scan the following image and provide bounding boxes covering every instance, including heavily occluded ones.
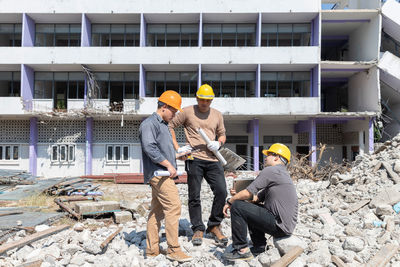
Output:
[197,128,227,166]
[154,170,185,177]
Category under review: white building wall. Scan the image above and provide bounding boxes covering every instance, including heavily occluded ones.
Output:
[348,14,381,61]
[348,66,380,112]
[37,144,85,177]
[0,97,25,115]
[0,0,320,13]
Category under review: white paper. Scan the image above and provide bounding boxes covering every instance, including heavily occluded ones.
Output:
[154,170,185,177]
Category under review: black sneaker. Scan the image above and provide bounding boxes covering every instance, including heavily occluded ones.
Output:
[250,246,265,256]
[223,248,254,261]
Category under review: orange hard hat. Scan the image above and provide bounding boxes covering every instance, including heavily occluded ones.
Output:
[158,90,182,111]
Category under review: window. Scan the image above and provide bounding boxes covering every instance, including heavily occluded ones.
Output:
[226,136,249,144]
[51,144,75,162]
[106,145,129,162]
[35,24,81,46]
[34,72,85,110]
[0,24,22,46]
[382,31,400,58]
[261,23,311,46]
[146,72,198,97]
[0,71,21,96]
[203,24,256,47]
[147,24,198,47]
[0,145,19,161]
[202,72,255,97]
[263,136,292,144]
[261,71,311,97]
[92,24,140,46]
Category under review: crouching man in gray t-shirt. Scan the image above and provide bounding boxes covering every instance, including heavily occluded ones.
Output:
[223,143,298,261]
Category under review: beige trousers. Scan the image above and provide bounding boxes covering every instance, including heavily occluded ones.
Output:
[146,176,182,254]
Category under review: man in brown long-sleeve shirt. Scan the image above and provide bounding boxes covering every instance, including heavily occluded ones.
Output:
[169,84,228,246]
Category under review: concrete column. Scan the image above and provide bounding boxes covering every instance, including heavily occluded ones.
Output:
[198,64,202,90]
[85,117,93,175]
[311,66,319,97]
[199,13,203,47]
[253,119,259,171]
[256,13,262,47]
[22,13,35,47]
[29,117,38,176]
[140,14,146,47]
[256,64,260,97]
[368,118,374,154]
[359,131,365,155]
[21,64,34,111]
[309,119,316,165]
[311,14,320,46]
[139,64,146,97]
[81,14,91,47]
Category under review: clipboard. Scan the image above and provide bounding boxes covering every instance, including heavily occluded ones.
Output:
[233,178,255,193]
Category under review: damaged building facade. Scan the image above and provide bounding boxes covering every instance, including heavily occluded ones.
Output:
[0,0,398,177]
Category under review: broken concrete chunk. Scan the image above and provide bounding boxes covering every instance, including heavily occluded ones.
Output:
[382,162,400,184]
[114,211,133,224]
[319,213,337,225]
[273,235,307,256]
[74,201,120,215]
[375,204,394,216]
[342,237,365,252]
[394,160,400,174]
[369,185,400,208]
[373,161,382,172]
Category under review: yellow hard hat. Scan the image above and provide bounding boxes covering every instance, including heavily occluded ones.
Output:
[158,90,182,111]
[196,84,215,99]
[262,143,291,164]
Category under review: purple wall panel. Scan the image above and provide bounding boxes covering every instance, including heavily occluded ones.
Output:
[81,14,91,47]
[312,66,319,97]
[256,13,261,47]
[139,64,146,97]
[369,118,374,154]
[253,119,259,171]
[29,117,37,176]
[256,64,260,97]
[21,64,34,111]
[22,13,35,47]
[310,119,317,164]
[199,13,203,47]
[140,14,146,47]
[312,14,319,46]
[198,64,202,89]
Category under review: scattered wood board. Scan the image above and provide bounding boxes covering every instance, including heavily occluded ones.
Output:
[0,224,70,254]
[331,255,348,267]
[271,246,303,267]
[365,244,399,267]
[100,226,123,249]
[348,199,370,214]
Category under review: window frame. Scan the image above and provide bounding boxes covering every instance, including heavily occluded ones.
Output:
[91,24,140,47]
[50,144,75,163]
[261,23,311,47]
[106,144,130,163]
[0,144,20,161]
[202,71,256,97]
[260,71,311,97]
[0,23,22,47]
[146,71,198,97]
[146,23,198,47]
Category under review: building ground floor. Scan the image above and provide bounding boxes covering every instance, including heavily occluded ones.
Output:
[0,115,374,178]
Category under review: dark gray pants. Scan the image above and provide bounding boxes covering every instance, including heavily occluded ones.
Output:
[231,200,287,250]
[186,158,227,232]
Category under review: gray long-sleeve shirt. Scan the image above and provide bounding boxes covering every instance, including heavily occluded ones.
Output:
[139,112,177,183]
[246,164,298,235]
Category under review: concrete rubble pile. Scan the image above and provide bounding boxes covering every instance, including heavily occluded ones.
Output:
[1,135,400,266]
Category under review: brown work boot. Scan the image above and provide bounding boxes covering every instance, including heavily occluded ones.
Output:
[145,252,159,258]
[206,225,228,247]
[166,250,193,263]
[191,230,204,246]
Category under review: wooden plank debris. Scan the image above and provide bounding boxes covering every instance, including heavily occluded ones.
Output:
[270,246,303,267]
[365,244,399,267]
[100,226,123,249]
[0,224,70,254]
[347,199,370,213]
[0,212,23,217]
[331,255,349,267]
[54,198,81,220]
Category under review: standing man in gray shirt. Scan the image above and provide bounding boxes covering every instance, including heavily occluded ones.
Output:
[139,90,192,263]
[222,143,298,261]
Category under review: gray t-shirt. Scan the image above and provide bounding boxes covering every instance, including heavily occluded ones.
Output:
[246,164,298,235]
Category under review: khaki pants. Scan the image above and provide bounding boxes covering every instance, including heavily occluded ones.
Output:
[146,176,182,255]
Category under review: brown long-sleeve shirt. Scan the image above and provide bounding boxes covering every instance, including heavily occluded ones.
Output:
[169,105,226,162]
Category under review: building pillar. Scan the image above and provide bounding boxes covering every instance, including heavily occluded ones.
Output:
[199,13,203,47]
[256,12,261,47]
[311,66,319,97]
[256,64,260,97]
[29,117,38,176]
[253,119,259,171]
[85,117,93,175]
[359,131,365,155]
[21,64,34,111]
[139,64,146,98]
[311,14,320,46]
[368,118,374,154]
[81,14,91,47]
[22,13,35,47]
[198,64,202,89]
[309,119,317,165]
[140,13,146,47]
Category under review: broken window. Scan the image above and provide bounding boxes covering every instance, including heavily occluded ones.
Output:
[92,24,140,46]
[203,72,255,97]
[106,145,129,162]
[261,23,311,46]
[203,23,256,47]
[0,71,21,97]
[261,71,311,97]
[51,145,75,162]
[35,24,81,47]
[146,72,198,97]
[147,24,198,47]
[0,23,21,46]
[0,145,19,161]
